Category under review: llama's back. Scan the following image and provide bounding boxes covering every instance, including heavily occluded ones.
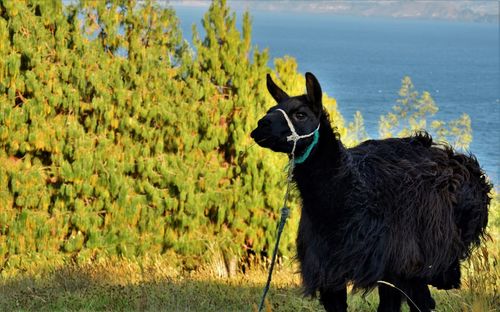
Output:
[347,132,491,282]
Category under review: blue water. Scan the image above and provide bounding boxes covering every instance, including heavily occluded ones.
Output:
[173,6,499,185]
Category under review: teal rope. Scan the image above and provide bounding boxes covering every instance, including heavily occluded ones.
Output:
[258,206,290,311]
[294,129,319,164]
[258,160,294,312]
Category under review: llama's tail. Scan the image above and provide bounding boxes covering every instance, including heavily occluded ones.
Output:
[411,133,491,259]
[452,153,492,257]
[429,151,491,290]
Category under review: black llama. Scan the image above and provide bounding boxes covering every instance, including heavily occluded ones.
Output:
[250,73,491,312]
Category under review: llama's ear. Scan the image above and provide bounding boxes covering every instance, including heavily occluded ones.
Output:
[305,72,322,113]
[266,74,289,103]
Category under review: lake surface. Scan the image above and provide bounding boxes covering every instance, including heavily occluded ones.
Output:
[173,5,499,185]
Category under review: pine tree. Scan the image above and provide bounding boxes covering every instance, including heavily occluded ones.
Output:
[379,76,472,149]
[0,0,189,267]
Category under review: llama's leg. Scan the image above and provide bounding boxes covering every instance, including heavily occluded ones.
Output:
[406,282,436,312]
[319,287,347,312]
[377,282,402,312]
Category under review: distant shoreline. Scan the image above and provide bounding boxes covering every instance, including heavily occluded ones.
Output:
[168,1,499,24]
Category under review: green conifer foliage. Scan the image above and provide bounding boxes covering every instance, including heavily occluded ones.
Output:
[180,0,285,258]
[0,0,348,271]
[0,0,189,269]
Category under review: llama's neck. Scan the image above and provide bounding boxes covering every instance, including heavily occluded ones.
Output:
[293,114,355,218]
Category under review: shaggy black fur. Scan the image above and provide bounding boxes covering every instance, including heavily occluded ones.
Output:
[251,73,491,312]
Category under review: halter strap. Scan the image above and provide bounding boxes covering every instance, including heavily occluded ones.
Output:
[276,108,320,163]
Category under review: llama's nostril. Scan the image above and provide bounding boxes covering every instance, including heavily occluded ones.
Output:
[250,128,257,139]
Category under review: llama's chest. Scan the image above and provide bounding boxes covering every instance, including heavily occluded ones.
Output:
[296,198,385,292]
[296,209,347,292]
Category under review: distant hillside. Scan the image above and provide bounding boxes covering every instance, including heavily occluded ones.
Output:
[170,1,499,23]
[300,1,499,23]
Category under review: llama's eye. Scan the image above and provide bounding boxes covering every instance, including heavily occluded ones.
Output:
[294,112,307,121]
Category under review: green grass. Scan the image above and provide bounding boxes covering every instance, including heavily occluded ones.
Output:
[0,250,497,312]
[0,258,319,312]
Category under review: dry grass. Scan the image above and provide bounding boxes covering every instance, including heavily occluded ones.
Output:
[0,256,320,311]
[0,248,497,312]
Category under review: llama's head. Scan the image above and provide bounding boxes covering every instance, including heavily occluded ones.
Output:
[251,72,323,158]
